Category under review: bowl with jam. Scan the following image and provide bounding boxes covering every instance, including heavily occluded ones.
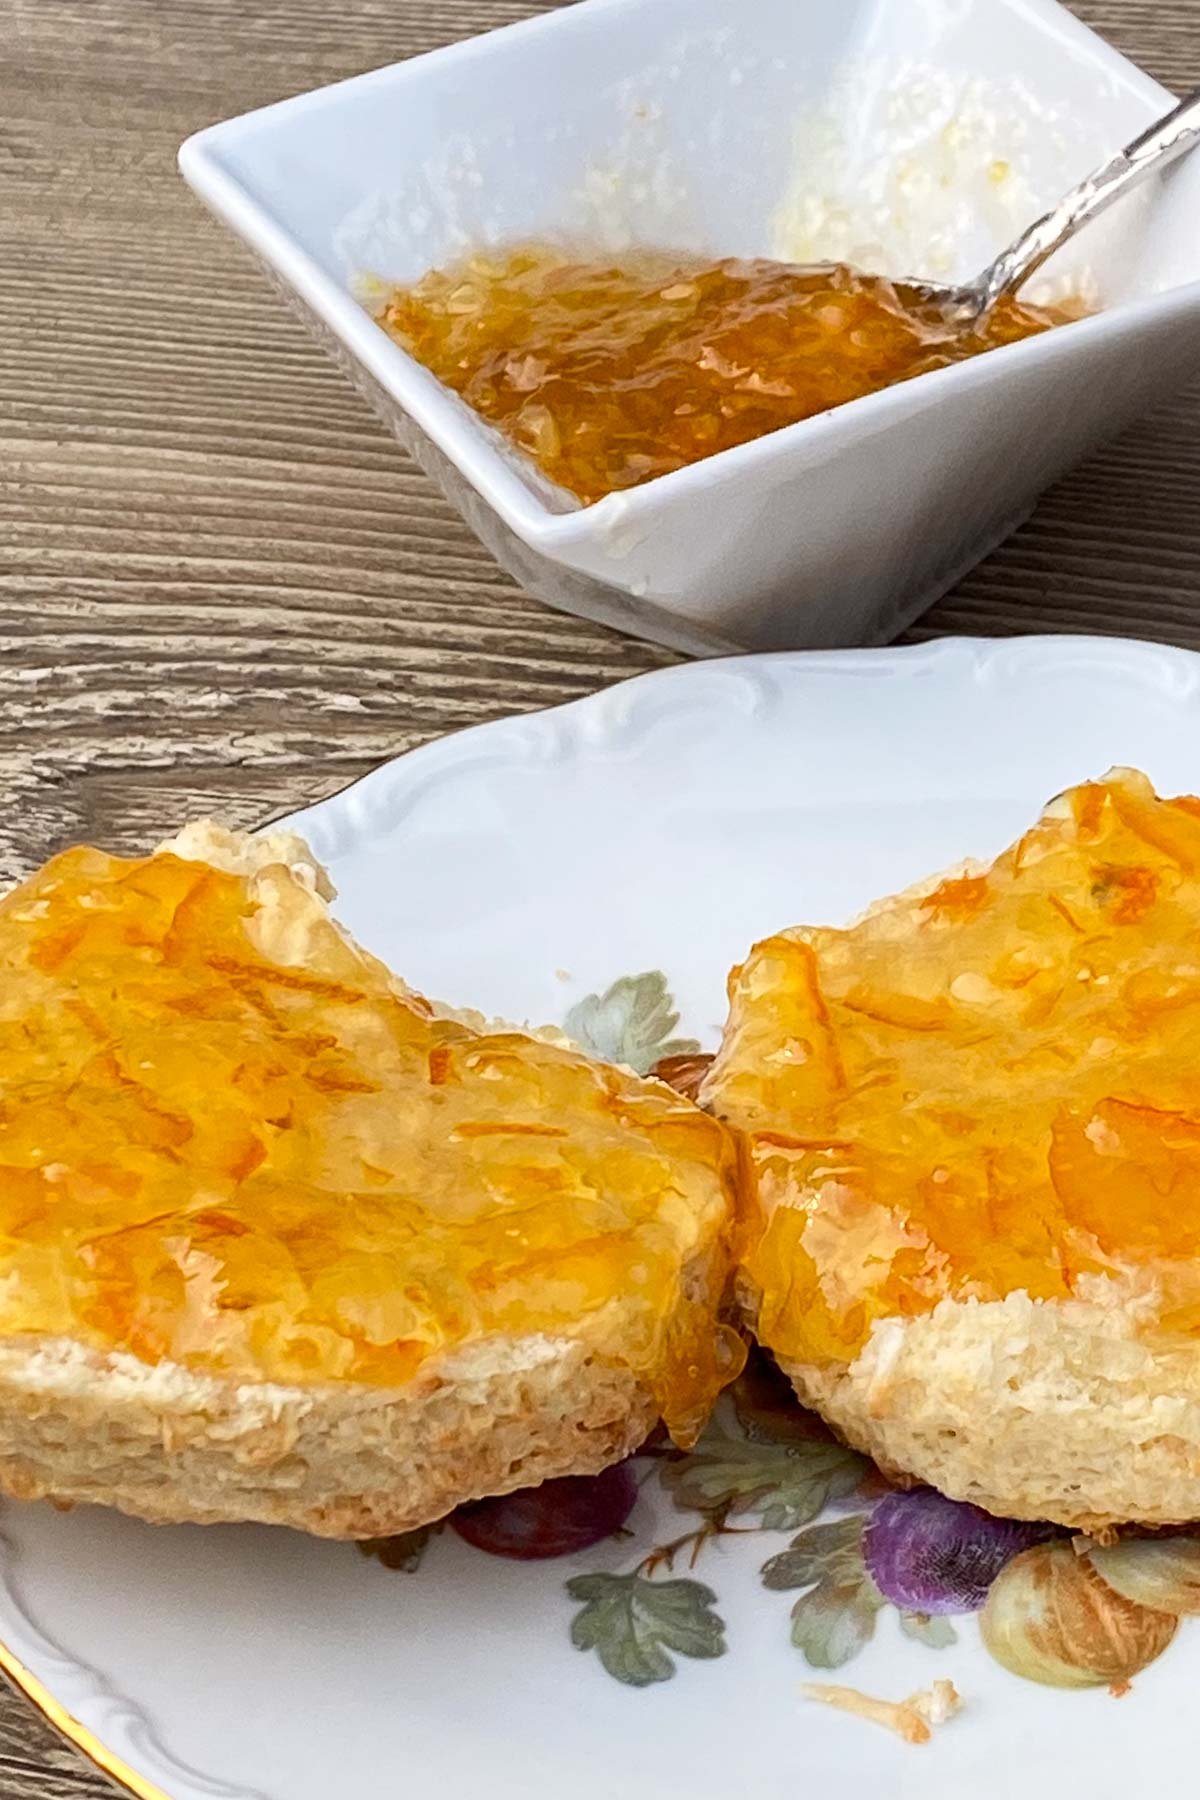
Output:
[180,0,1200,653]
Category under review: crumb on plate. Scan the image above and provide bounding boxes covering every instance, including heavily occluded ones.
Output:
[801,1677,963,1745]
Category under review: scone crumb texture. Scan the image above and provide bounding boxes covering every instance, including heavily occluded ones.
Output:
[800,1677,963,1744]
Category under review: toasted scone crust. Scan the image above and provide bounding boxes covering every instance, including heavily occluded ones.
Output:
[0,1334,656,1537]
[771,1291,1200,1533]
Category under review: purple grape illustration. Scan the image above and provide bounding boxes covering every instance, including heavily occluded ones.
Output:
[864,1489,1055,1614]
[452,1460,639,1560]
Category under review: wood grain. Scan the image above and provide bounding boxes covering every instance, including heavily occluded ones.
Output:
[2,0,1200,1792]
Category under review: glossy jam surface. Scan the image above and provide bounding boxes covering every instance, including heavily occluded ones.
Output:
[705,772,1200,1367]
[377,245,1071,504]
[0,848,739,1439]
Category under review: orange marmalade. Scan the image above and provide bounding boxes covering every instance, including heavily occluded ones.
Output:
[377,245,1072,504]
[0,845,740,1441]
[703,771,1200,1369]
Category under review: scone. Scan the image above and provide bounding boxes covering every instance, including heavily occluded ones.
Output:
[0,824,741,1536]
[703,769,1200,1531]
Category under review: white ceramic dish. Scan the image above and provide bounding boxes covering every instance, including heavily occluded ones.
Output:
[178,0,1200,655]
[8,634,1200,1799]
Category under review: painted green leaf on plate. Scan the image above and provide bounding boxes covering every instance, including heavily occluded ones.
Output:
[760,1514,870,1591]
[900,1610,959,1649]
[790,1579,885,1669]
[564,972,699,1075]
[762,1514,885,1671]
[355,1524,436,1572]
[663,1425,869,1531]
[566,1572,726,1687]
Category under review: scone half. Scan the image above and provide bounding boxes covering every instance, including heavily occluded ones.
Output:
[703,770,1200,1531]
[0,824,741,1537]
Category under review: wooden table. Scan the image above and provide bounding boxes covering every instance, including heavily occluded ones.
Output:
[2,0,1200,1790]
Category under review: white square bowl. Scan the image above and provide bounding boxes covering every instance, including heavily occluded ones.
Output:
[180,0,1200,655]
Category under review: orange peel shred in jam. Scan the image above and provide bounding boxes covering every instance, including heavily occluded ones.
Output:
[0,847,741,1441]
[377,245,1074,504]
[705,771,1200,1368]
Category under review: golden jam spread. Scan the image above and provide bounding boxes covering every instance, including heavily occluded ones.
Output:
[378,245,1072,503]
[0,847,740,1440]
[705,771,1200,1368]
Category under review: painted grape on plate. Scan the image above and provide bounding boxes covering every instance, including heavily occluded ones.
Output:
[452,1462,639,1560]
[862,1490,1054,1615]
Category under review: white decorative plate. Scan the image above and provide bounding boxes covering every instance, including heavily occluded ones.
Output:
[6,635,1200,1800]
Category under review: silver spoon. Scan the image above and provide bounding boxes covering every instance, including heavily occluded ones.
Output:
[902,83,1200,328]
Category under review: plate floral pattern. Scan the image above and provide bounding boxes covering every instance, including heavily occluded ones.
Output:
[363,972,1200,1720]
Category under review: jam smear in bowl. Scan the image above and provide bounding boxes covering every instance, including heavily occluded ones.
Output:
[376,245,1078,505]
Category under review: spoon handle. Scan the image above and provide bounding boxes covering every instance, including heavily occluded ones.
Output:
[976,84,1200,314]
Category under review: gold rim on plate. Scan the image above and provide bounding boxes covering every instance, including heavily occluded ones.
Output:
[0,1635,171,1800]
